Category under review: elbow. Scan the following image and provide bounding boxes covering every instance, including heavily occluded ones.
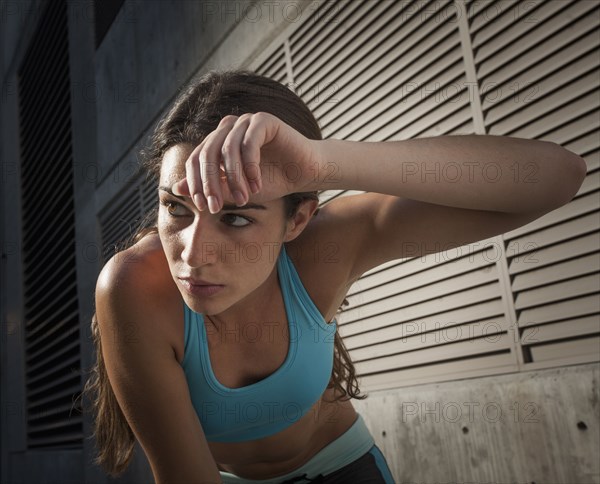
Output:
[546,142,588,208]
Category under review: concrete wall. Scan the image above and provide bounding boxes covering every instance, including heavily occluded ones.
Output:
[354,362,599,483]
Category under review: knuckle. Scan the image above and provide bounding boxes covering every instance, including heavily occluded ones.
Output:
[255,111,273,123]
[220,115,238,125]
[240,138,254,153]
[202,179,214,193]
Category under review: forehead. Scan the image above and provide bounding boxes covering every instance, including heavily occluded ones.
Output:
[158,143,285,213]
[159,143,195,185]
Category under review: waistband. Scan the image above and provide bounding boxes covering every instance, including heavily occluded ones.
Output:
[219,413,375,483]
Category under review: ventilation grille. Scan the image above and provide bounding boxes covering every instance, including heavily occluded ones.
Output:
[471,0,600,367]
[17,0,83,448]
[99,173,158,262]
[254,0,600,391]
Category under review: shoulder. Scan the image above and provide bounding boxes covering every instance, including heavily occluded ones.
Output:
[95,231,181,353]
[284,199,367,321]
[97,231,169,292]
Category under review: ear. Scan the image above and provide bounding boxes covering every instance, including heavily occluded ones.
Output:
[283,199,319,242]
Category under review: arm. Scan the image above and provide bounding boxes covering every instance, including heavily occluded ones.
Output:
[95,250,222,484]
[311,135,587,213]
[168,113,587,280]
[305,135,587,278]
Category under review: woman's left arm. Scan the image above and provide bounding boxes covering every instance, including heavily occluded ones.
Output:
[304,135,587,280]
[310,135,587,213]
[171,113,587,281]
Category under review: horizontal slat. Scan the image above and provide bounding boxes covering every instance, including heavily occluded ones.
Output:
[28,412,82,434]
[314,2,459,130]
[514,273,600,310]
[304,0,425,110]
[359,353,516,392]
[506,211,599,253]
[28,401,81,422]
[326,49,466,141]
[347,246,497,298]
[477,1,595,85]
[27,382,83,412]
[483,38,599,125]
[521,315,600,345]
[518,294,599,327]
[27,335,79,375]
[471,0,569,53]
[350,319,508,362]
[27,350,79,389]
[341,298,506,346]
[488,74,599,139]
[354,333,512,374]
[469,0,536,44]
[529,335,600,363]
[341,270,499,324]
[28,430,83,447]
[547,112,600,152]
[509,232,600,276]
[293,0,365,86]
[512,251,600,292]
[340,283,503,333]
[28,355,82,398]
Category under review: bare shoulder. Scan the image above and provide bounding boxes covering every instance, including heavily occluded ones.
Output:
[95,231,181,356]
[94,232,220,481]
[97,231,171,293]
[285,201,365,322]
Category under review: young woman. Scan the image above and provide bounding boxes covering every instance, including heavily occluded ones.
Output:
[85,69,587,484]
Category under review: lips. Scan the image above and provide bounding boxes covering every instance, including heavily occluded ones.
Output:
[179,277,221,286]
[178,277,225,297]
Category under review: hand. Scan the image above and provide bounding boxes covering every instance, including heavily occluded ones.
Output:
[171,112,322,213]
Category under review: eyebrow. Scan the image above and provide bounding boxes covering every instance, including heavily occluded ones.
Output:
[158,186,267,211]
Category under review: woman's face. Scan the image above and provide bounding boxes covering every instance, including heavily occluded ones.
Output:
[157,143,290,316]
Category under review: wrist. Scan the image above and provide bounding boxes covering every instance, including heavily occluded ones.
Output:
[298,139,346,193]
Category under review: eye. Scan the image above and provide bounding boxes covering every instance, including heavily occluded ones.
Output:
[220,213,253,228]
[160,199,188,217]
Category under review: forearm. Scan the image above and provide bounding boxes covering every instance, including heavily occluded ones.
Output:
[311,135,587,213]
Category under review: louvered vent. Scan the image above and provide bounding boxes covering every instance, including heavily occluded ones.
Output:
[470,0,600,366]
[99,173,158,263]
[17,0,83,447]
[289,0,506,390]
[253,0,600,391]
[255,44,287,84]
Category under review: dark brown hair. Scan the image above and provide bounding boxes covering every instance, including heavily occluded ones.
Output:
[82,69,366,477]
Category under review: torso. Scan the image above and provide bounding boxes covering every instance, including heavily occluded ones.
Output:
[140,231,358,479]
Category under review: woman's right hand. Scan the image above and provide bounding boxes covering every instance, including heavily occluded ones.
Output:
[171,112,323,213]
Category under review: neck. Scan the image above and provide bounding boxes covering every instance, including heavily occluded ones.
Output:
[206,259,281,331]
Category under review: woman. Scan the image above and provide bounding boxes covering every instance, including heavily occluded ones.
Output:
[85,69,586,484]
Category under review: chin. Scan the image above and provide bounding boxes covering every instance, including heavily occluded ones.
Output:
[181,293,228,316]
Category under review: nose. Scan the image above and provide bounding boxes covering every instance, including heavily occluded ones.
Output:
[180,216,219,268]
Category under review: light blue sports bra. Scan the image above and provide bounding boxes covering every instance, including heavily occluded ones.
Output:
[179,244,337,443]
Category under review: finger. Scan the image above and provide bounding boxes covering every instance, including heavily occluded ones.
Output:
[172,177,190,197]
[222,115,253,206]
[202,116,238,213]
[185,139,209,211]
[243,113,276,193]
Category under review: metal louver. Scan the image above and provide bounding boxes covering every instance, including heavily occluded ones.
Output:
[17,0,83,448]
[472,0,600,368]
[250,0,599,391]
[99,173,158,263]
